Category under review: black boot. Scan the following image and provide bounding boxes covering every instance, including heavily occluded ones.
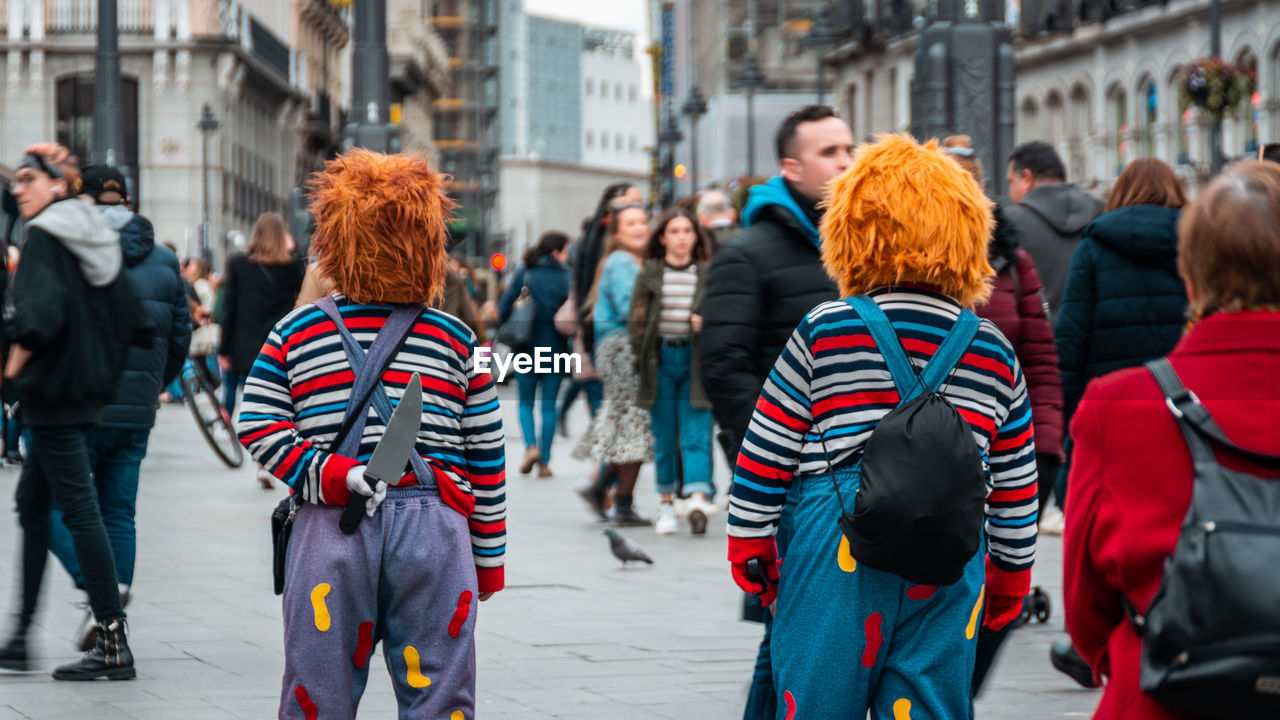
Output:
[0,614,32,671]
[52,618,134,681]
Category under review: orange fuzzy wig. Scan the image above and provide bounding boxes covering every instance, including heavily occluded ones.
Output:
[820,134,995,307]
[307,149,456,304]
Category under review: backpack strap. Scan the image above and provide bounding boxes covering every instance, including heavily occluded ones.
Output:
[1146,358,1280,469]
[847,296,921,400]
[313,297,432,487]
[846,295,980,403]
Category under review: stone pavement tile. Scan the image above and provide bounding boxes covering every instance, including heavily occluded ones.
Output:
[586,685,719,705]
[0,707,27,720]
[645,700,746,719]
[108,700,237,720]
[538,702,670,720]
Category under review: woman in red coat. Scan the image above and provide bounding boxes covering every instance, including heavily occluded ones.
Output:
[1063,161,1280,719]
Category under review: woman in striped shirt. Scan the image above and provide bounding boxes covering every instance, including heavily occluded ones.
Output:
[629,208,716,535]
[238,150,506,719]
[727,135,1039,718]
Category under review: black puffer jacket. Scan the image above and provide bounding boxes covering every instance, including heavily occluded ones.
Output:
[698,178,837,451]
[97,207,191,429]
[1054,204,1188,422]
[8,199,153,426]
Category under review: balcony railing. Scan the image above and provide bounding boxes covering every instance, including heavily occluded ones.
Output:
[44,0,154,35]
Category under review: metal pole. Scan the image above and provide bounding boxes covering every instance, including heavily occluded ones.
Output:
[688,120,699,195]
[746,90,756,177]
[201,130,209,254]
[345,0,392,151]
[93,0,124,169]
[816,56,825,104]
[1209,0,1223,176]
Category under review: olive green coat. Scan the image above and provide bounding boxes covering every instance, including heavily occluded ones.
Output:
[628,258,710,410]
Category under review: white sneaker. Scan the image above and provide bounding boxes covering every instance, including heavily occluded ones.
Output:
[654,503,677,536]
[1040,506,1065,536]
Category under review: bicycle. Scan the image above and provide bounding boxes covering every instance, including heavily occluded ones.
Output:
[180,355,243,468]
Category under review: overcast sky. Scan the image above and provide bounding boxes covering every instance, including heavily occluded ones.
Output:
[524,0,649,41]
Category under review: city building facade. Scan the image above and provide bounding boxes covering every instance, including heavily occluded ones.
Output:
[0,0,358,267]
[497,0,650,256]
[827,0,1280,196]
[430,0,501,259]
[668,0,828,188]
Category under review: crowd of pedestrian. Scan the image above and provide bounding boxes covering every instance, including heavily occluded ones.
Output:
[0,102,1278,720]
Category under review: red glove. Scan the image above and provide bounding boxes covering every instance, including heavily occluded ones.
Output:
[983,555,1031,633]
[728,537,780,608]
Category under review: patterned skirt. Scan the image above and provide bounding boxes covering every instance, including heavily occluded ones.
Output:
[586,332,654,464]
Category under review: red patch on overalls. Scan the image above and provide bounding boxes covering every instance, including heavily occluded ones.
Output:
[295,685,318,720]
[783,690,797,719]
[862,612,884,668]
[906,585,937,600]
[352,621,374,669]
[448,590,474,638]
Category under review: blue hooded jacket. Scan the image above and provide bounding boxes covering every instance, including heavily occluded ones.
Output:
[741,177,821,248]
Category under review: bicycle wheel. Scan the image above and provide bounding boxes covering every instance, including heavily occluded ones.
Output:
[183,366,244,468]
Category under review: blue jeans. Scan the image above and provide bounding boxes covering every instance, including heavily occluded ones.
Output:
[559,379,603,418]
[650,344,713,497]
[48,428,151,589]
[222,368,245,415]
[516,371,565,463]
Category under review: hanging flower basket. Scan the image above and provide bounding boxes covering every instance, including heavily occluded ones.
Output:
[1177,56,1256,118]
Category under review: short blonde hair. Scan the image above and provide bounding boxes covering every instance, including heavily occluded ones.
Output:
[821,134,995,307]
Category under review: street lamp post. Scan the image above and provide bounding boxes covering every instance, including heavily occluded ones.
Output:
[94,0,127,190]
[681,86,708,196]
[658,111,685,209]
[801,4,844,105]
[197,104,220,263]
[736,53,765,178]
[1209,0,1224,176]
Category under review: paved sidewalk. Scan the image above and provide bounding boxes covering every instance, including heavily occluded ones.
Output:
[0,387,1101,718]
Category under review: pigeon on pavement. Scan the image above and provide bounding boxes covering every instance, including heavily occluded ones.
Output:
[603,528,654,568]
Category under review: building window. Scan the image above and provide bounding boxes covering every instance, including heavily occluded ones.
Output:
[629,84,637,102]
[1138,78,1156,158]
[586,130,594,147]
[586,78,593,96]
[615,82,623,101]
[616,133,623,151]
[1069,84,1091,183]
[1019,98,1039,144]
[629,136,636,152]
[1045,91,1065,147]
[1237,50,1260,154]
[1108,85,1128,177]
[55,74,142,209]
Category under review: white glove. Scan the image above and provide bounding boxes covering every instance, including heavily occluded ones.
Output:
[345,466,388,516]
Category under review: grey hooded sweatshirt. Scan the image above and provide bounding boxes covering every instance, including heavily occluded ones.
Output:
[27,196,122,287]
[1003,183,1104,315]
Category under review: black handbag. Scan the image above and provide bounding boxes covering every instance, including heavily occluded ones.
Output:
[496,278,536,351]
[1122,359,1280,717]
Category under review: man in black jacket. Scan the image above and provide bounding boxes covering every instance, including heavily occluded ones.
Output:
[45,165,191,652]
[698,105,852,720]
[700,105,852,459]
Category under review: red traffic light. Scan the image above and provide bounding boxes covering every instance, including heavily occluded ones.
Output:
[490,253,507,271]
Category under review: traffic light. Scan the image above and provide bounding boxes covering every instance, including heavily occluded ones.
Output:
[674,163,687,179]
[489,253,507,272]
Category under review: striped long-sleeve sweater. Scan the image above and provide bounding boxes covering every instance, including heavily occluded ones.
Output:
[727,288,1038,593]
[238,294,507,593]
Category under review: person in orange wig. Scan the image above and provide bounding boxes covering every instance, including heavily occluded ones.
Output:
[238,149,506,719]
[727,134,1039,717]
